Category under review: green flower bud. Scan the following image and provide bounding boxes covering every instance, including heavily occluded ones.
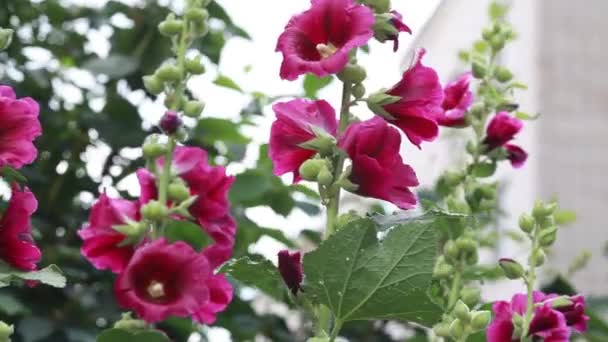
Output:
[518,213,535,233]
[465,249,479,265]
[0,321,14,341]
[533,200,557,219]
[143,75,164,95]
[338,64,367,84]
[184,100,205,118]
[490,35,505,51]
[499,258,525,279]
[141,200,169,221]
[299,159,325,181]
[443,171,465,187]
[454,300,471,323]
[433,322,451,337]
[156,64,182,83]
[365,0,391,13]
[470,310,492,331]
[461,287,482,307]
[185,56,206,75]
[472,60,487,79]
[142,142,167,159]
[317,166,334,186]
[456,238,477,254]
[539,226,558,247]
[112,222,146,238]
[158,20,184,36]
[191,21,209,37]
[494,66,513,83]
[113,313,148,331]
[512,313,523,328]
[443,240,460,262]
[449,319,465,340]
[433,259,454,279]
[168,182,191,202]
[539,215,555,229]
[352,83,366,99]
[532,248,546,267]
[479,185,497,199]
[185,8,209,23]
[481,27,493,41]
[0,28,14,50]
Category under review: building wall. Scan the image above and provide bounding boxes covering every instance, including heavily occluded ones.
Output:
[538,0,608,295]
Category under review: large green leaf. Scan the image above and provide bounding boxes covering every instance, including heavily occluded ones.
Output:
[165,219,213,252]
[221,255,285,300]
[0,264,66,288]
[303,74,333,99]
[97,328,170,342]
[303,216,442,326]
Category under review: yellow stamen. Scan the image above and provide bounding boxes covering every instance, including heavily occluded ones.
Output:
[147,280,166,299]
[316,43,338,59]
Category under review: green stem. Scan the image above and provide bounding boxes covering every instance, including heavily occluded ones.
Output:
[447,269,463,310]
[522,227,540,340]
[329,320,343,342]
[158,137,176,205]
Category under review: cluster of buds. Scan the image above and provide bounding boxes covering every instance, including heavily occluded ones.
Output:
[433,300,491,341]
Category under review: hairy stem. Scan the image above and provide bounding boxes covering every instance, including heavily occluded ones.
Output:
[447,268,463,310]
[522,226,540,340]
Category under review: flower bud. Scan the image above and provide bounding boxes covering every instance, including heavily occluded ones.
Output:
[185,56,206,75]
[433,258,454,279]
[454,300,471,323]
[512,313,523,328]
[533,200,557,219]
[158,19,184,36]
[490,35,505,51]
[191,21,209,37]
[352,83,366,99]
[143,75,164,95]
[142,141,167,159]
[532,248,545,267]
[168,181,190,202]
[160,111,182,135]
[185,8,209,23]
[539,226,558,247]
[449,319,465,340]
[299,159,325,181]
[443,171,465,187]
[338,64,367,84]
[465,249,479,265]
[0,28,14,50]
[494,66,513,83]
[470,310,491,331]
[482,27,493,41]
[363,0,391,13]
[443,240,460,262]
[456,238,477,254]
[184,100,205,118]
[433,322,451,337]
[113,312,148,331]
[472,60,487,79]
[461,287,482,307]
[141,200,169,221]
[499,258,525,279]
[0,321,13,342]
[518,213,535,233]
[112,222,146,238]
[317,166,334,186]
[539,215,555,229]
[156,64,182,83]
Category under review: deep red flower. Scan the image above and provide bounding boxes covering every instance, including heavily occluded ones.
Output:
[269,99,338,182]
[137,146,236,268]
[555,295,589,332]
[488,291,574,342]
[278,250,303,295]
[0,85,42,170]
[114,238,211,323]
[0,186,41,271]
[437,72,473,127]
[339,117,419,209]
[78,193,139,273]
[381,49,444,147]
[387,10,412,52]
[505,144,528,168]
[484,112,523,149]
[193,274,234,324]
[276,0,375,80]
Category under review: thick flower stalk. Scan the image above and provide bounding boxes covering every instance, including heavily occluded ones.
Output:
[79,0,235,329]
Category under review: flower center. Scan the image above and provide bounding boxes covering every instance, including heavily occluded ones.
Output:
[316,43,338,59]
[147,280,166,299]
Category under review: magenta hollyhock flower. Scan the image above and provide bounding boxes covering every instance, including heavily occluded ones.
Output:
[386,10,412,52]
[555,295,589,332]
[269,99,338,182]
[487,291,574,342]
[78,194,140,273]
[0,85,42,170]
[381,49,444,147]
[437,72,473,127]
[0,186,41,271]
[505,144,528,168]
[278,250,303,295]
[276,0,375,80]
[484,112,523,149]
[114,238,211,323]
[193,274,234,324]
[137,146,236,268]
[339,117,419,209]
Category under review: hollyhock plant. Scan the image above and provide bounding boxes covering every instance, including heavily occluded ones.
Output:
[276,0,374,80]
[0,186,41,271]
[269,99,338,182]
[78,194,140,274]
[377,49,444,147]
[339,117,419,209]
[278,249,303,295]
[114,238,212,323]
[484,112,528,167]
[137,146,236,268]
[0,85,41,170]
[437,72,473,127]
